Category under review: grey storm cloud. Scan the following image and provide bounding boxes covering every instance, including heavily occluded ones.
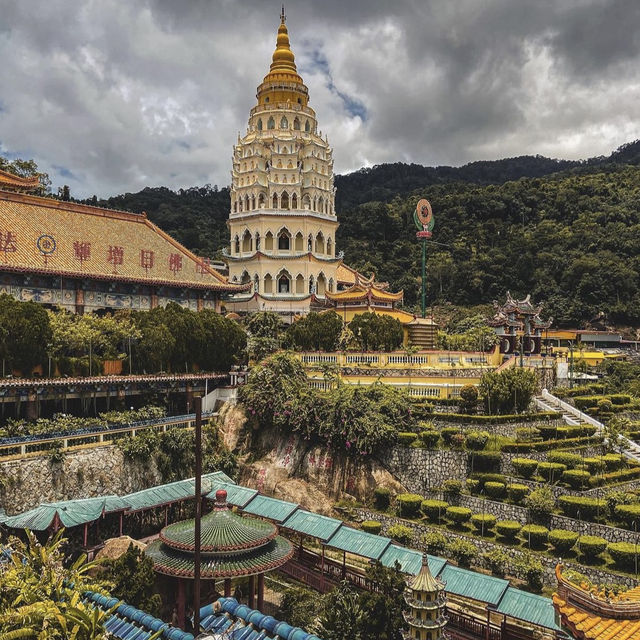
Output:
[0,0,639,198]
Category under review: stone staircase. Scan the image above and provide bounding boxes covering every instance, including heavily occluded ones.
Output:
[535,389,640,464]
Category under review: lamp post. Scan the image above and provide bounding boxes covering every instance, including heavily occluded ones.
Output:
[413,199,434,319]
[635,520,638,580]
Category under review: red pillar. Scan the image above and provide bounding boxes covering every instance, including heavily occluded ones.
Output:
[177,579,186,630]
[224,579,232,597]
[248,575,256,609]
[119,512,123,536]
[257,574,264,611]
[83,523,88,547]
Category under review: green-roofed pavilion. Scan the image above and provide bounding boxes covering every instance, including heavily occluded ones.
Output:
[241,494,299,523]
[438,564,509,606]
[281,509,342,543]
[146,489,294,618]
[493,586,561,631]
[206,481,257,508]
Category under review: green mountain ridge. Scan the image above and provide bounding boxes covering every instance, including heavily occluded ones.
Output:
[83,140,640,327]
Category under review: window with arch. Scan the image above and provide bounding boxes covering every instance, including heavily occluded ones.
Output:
[267,117,275,130]
[302,194,311,210]
[264,273,273,294]
[265,231,274,252]
[241,230,252,253]
[280,116,288,129]
[240,271,251,285]
[257,119,263,131]
[281,191,289,209]
[277,160,282,168]
[233,200,238,213]
[291,193,298,209]
[272,193,278,209]
[282,146,288,154]
[294,231,303,252]
[296,274,305,294]
[304,120,310,132]
[244,194,249,211]
[278,272,291,293]
[278,230,291,251]
[316,273,327,296]
[293,117,300,130]
[234,235,240,254]
[258,193,266,208]
[253,274,260,293]
[315,232,325,254]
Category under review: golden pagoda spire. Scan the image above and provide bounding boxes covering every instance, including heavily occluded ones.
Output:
[269,5,297,74]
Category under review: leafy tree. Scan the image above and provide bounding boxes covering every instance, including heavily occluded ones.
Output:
[284,312,343,351]
[459,384,478,414]
[349,313,403,351]
[316,581,366,640]
[103,544,161,616]
[278,586,320,630]
[245,311,283,362]
[480,367,537,414]
[358,562,406,640]
[0,530,109,639]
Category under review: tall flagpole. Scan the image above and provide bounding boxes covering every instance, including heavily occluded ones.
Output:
[414,199,434,319]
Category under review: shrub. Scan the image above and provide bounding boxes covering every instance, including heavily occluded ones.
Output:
[398,432,418,446]
[473,473,507,487]
[471,451,501,472]
[484,481,506,499]
[606,490,638,518]
[419,430,440,448]
[459,384,479,414]
[442,479,463,496]
[511,458,538,479]
[521,524,549,547]
[537,462,567,482]
[593,466,640,486]
[422,531,447,555]
[446,539,477,568]
[361,520,382,535]
[517,554,544,592]
[555,426,583,439]
[549,529,579,554]
[471,513,497,534]
[466,479,480,494]
[583,457,605,474]
[387,523,413,544]
[614,504,640,528]
[507,483,530,504]
[562,469,591,489]
[602,454,624,471]
[482,548,509,577]
[525,486,555,520]
[496,520,522,540]
[537,424,559,440]
[450,433,466,449]
[597,398,613,413]
[548,451,583,468]
[396,493,423,518]
[578,536,608,561]
[557,496,606,520]
[441,427,460,445]
[446,506,473,525]
[373,487,391,511]
[465,430,489,451]
[421,499,449,521]
[608,542,638,571]
[501,435,603,453]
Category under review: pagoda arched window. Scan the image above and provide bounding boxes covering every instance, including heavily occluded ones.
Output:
[278,271,291,293]
[327,237,333,255]
[302,194,311,210]
[280,116,288,129]
[281,191,289,209]
[265,231,274,252]
[293,117,300,130]
[272,193,279,209]
[234,235,240,254]
[241,271,251,284]
[296,274,304,294]
[258,193,266,208]
[244,195,250,211]
[282,146,288,154]
[233,200,238,213]
[278,230,291,251]
[305,120,310,132]
[242,230,252,253]
[264,273,273,293]
[267,117,275,130]
[257,118,263,131]
[294,231,303,252]
[316,273,326,296]
[291,193,298,209]
[315,232,325,254]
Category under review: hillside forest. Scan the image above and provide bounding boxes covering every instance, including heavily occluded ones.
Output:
[5,140,640,328]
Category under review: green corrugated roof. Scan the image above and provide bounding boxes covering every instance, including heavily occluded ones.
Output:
[494,586,560,630]
[2,498,108,531]
[126,472,232,512]
[281,509,343,542]
[206,482,258,508]
[378,545,447,577]
[326,526,391,560]
[439,564,509,605]
[242,495,299,523]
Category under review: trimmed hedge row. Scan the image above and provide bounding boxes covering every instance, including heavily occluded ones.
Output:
[537,424,597,440]
[361,520,382,534]
[502,435,604,453]
[436,412,557,424]
[421,499,449,521]
[471,513,497,534]
[397,493,423,518]
[574,394,631,410]
[496,520,522,539]
[590,466,640,487]
[549,529,579,553]
[557,496,606,520]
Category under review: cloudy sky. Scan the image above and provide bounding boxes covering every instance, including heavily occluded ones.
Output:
[1,0,639,198]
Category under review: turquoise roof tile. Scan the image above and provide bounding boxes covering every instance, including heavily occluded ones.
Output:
[242,495,299,523]
[281,509,343,542]
[494,586,560,631]
[439,564,509,605]
[325,526,391,560]
[207,482,258,508]
[378,545,446,576]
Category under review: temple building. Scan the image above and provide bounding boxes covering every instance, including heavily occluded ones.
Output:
[224,9,352,316]
[488,292,552,355]
[0,175,246,313]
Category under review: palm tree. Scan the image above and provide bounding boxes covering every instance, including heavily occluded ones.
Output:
[316,581,366,640]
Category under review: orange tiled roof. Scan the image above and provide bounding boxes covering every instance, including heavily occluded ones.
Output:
[0,169,40,191]
[0,190,246,292]
[553,594,640,640]
[326,281,403,304]
[336,263,358,285]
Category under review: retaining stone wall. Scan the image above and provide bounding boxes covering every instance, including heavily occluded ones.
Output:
[356,509,637,590]
[0,446,162,515]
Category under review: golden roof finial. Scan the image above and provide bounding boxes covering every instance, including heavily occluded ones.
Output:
[269,5,296,73]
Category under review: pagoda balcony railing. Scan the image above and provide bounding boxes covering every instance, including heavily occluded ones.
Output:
[404,594,446,609]
[402,612,448,629]
[250,102,314,117]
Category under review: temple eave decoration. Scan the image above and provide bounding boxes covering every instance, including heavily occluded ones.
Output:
[0,168,41,192]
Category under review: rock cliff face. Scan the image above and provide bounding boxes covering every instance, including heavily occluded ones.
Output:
[0,447,162,515]
[229,407,406,515]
